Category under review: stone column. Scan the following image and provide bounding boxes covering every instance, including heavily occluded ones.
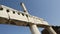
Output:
[46,26,57,34]
[20,2,29,14]
[29,24,41,34]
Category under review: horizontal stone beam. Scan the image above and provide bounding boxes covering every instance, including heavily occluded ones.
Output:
[0,5,50,27]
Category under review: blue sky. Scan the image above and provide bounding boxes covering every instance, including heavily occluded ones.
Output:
[0,0,60,34]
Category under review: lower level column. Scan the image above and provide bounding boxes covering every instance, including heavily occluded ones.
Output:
[29,24,41,34]
[46,26,57,34]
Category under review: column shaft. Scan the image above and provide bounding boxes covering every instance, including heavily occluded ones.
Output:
[29,24,41,34]
[46,26,57,34]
